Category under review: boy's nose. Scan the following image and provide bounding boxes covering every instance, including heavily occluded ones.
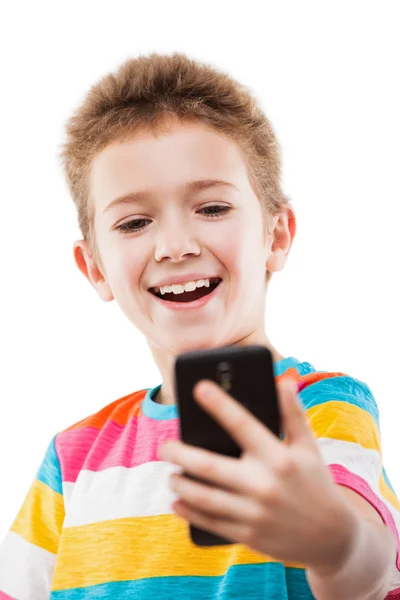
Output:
[154,229,201,263]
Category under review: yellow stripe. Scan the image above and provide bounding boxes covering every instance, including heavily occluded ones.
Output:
[11,479,64,554]
[307,401,381,452]
[52,514,304,590]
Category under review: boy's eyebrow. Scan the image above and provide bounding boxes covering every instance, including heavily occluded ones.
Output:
[103,179,238,213]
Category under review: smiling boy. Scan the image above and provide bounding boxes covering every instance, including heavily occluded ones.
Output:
[0,52,399,599]
[85,119,289,398]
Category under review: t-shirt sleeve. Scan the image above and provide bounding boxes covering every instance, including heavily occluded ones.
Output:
[299,374,400,597]
[0,435,65,599]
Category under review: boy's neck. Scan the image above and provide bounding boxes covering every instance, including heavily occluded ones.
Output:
[153,342,285,406]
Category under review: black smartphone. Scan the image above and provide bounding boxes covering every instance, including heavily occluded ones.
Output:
[174,344,281,546]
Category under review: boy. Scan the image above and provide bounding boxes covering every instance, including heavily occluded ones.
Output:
[0,52,399,599]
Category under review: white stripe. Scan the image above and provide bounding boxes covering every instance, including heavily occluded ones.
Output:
[62,442,399,527]
[63,479,74,509]
[317,437,382,482]
[317,437,399,519]
[63,460,182,527]
[0,530,56,599]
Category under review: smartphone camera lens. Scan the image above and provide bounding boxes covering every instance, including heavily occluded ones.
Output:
[217,362,233,384]
[217,362,232,374]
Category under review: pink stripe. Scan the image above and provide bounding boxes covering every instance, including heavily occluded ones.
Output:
[386,589,400,598]
[0,592,17,599]
[56,426,99,482]
[297,380,308,393]
[329,464,400,571]
[56,415,180,482]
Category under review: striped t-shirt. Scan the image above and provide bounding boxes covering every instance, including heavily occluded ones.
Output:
[1,356,400,599]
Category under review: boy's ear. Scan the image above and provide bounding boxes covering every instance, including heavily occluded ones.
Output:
[73,240,114,302]
[265,204,296,274]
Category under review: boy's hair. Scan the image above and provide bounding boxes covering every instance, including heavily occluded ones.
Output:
[59,52,290,286]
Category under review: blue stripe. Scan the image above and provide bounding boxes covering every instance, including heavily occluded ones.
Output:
[142,385,179,420]
[298,375,380,427]
[50,563,314,599]
[382,464,397,495]
[36,435,63,495]
[273,356,309,377]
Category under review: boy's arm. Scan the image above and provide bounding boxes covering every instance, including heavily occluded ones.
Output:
[0,436,65,599]
[300,374,400,599]
[307,487,397,600]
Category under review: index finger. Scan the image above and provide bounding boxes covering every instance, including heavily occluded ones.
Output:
[193,379,282,457]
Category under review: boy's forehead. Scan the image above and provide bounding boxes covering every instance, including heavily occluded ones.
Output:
[90,123,251,215]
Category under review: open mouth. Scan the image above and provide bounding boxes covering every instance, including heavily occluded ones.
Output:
[149,278,222,303]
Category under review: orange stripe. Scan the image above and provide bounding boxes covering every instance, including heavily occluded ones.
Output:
[64,390,146,431]
[298,371,347,387]
[276,368,346,389]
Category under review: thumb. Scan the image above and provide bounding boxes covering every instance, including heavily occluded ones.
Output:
[278,378,316,449]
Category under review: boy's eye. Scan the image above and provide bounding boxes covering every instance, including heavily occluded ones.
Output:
[116,218,151,233]
[115,205,231,234]
[200,205,231,217]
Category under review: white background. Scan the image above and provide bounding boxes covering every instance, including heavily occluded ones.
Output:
[0,1,399,540]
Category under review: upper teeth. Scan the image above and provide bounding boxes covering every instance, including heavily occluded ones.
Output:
[155,278,213,295]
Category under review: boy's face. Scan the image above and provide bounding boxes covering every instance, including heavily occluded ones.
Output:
[75,121,293,356]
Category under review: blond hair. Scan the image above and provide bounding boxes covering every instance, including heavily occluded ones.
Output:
[59,52,290,284]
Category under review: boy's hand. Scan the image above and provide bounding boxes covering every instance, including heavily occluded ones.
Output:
[159,378,361,574]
